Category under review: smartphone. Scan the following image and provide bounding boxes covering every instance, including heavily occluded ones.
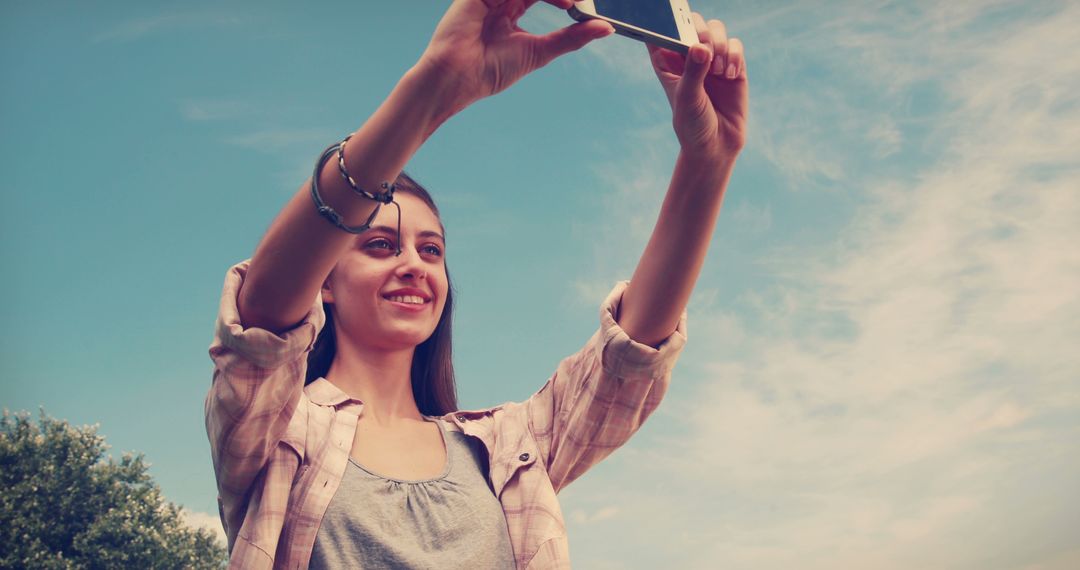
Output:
[569,0,698,54]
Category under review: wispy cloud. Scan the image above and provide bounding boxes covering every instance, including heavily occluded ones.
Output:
[866,118,902,158]
[726,198,772,235]
[579,32,658,85]
[561,1,1080,568]
[179,99,259,122]
[220,127,340,191]
[91,11,243,44]
[569,505,621,525]
[569,122,679,306]
[223,127,336,153]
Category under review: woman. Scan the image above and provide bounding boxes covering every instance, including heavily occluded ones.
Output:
[205,0,747,568]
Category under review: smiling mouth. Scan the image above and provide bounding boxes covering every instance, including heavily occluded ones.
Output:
[383,295,429,305]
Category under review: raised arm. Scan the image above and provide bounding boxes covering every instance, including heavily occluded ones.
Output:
[238,67,448,334]
[619,13,749,347]
[238,0,615,334]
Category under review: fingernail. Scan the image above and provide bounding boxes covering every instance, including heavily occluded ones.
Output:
[712,58,724,75]
[726,63,737,79]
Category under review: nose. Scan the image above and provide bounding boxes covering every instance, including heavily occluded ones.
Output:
[394,244,427,280]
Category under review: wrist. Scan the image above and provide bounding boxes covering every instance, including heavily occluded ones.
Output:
[678,143,739,173]
[405,58,476,129]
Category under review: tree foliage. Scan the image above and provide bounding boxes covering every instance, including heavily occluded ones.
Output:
[0,410,227,569]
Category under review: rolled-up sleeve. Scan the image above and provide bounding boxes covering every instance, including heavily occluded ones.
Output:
[597,281,687,380]
[527,280,687,493]
[205,259,325,499]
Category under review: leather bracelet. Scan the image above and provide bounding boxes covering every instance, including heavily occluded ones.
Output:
[309,140,384,234]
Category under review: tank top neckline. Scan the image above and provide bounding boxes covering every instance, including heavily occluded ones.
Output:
[347,417,452,484]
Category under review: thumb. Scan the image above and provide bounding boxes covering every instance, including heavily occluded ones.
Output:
[675,43,712,105]
[533,20,614,68]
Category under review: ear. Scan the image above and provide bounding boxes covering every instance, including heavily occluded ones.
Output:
[320,277,335,304]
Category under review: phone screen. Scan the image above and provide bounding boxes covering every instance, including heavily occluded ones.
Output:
[593,0,680,40]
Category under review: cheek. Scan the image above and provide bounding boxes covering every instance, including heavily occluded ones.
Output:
[435,271,449,303]
[333,269,385,310]
[430,277,449,317]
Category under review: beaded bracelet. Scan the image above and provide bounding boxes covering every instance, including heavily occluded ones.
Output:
[338,134,396,205]
[309,139,393,234]
[308,139,384,233]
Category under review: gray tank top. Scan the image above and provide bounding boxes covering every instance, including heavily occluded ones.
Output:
[309,417,516,569]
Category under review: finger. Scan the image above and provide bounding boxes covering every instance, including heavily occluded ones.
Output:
[533,19,614,67]
[648,43,685,75]
[706,20,729,77]
[645,45,678,106]
[676,35,713,107]
[686,13,712,66]
[685,12,712,72]
[692,12,711,50]
[726,37,745,80]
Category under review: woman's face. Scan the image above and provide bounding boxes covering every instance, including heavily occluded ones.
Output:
[322,192,448,352]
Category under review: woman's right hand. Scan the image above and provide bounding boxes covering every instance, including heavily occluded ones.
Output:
[416,0,615,118]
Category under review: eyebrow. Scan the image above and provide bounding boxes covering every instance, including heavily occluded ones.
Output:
[368,225,445,243]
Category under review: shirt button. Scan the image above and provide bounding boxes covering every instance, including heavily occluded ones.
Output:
[519,452,530,462]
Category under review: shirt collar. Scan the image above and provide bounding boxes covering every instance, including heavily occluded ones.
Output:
[304,378,362,407]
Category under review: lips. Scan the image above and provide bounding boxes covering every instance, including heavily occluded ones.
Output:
[381,287,432,306]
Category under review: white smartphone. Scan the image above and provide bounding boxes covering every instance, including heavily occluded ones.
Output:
[569,0,698,54]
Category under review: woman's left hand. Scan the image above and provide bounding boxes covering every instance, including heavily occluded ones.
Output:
[647,12,748,161]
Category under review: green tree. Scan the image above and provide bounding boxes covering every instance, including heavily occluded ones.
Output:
[0,410,227,569]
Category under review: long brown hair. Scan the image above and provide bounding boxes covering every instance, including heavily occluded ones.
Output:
[305,171,458,416]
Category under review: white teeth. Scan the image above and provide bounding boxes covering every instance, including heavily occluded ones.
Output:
[387,295,426,305]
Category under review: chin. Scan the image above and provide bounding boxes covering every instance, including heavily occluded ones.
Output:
[375,327,436,350]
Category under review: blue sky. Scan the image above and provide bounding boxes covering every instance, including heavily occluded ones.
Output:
[2,1,1079,568]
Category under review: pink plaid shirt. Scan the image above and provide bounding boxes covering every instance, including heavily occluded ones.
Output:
[205,260,687,569]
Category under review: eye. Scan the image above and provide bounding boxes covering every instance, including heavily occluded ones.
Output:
[364,238,395,252]
[420,243,443,257]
